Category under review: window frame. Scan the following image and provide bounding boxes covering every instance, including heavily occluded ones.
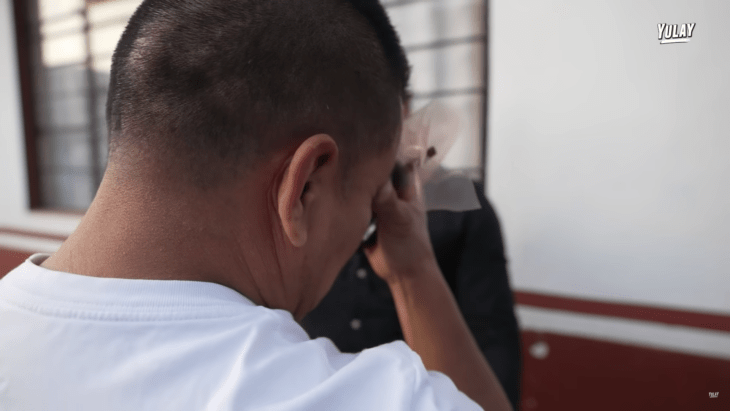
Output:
[12,0,42,210]
[12,0,491,212]
[383,0,489,185]
[12,0,106,213]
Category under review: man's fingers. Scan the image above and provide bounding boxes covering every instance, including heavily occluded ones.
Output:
[403,164,422,203]
[375,164,425,217]
[374,179,397,207]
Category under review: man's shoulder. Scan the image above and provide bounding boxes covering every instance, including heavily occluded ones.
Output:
[0,259,477,410]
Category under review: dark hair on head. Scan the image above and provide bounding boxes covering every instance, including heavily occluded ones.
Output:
[106,0,411,188]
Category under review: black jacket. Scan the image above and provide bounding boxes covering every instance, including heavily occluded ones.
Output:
[301,183,522,409]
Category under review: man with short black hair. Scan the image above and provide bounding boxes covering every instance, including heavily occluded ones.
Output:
[0,1,512,410]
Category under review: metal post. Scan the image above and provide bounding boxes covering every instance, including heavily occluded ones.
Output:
[480,0,490,188]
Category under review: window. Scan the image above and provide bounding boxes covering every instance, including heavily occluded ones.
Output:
[14,0,140,211]
[384,0,487,182]
[14,0,487,211]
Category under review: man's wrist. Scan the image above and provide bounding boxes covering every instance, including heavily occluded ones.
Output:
[385,255,442,289]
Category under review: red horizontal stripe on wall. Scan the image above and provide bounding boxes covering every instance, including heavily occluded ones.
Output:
[0,248,32,279]
[515,290,730,333]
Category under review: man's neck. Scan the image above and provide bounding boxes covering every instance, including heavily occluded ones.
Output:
[40,174,275,310]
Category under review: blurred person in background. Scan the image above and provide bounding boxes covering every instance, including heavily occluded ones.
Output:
[302,181,522,410]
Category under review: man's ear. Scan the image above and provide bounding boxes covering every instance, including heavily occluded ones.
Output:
[277,134,339,248]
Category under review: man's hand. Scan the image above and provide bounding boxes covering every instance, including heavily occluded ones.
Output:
[361,163,513,411]
[363,165,439,284]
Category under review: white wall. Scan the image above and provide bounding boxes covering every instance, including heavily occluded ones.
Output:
[489,0,730,314]
[0,0,81,235]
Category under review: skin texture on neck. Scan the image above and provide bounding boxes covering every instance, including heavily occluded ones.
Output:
[42,152,294,312]
[41,137,397,321]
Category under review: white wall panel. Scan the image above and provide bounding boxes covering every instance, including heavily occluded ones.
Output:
[489,0,730,314]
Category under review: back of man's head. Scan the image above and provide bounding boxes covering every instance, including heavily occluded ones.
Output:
[106,0,410,188]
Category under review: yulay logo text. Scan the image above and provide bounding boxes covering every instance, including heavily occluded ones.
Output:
[658,23,695,44]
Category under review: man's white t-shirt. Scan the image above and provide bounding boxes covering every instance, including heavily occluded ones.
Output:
[0,254,481,411]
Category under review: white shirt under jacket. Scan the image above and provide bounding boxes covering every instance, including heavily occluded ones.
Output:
[0,254,481,411]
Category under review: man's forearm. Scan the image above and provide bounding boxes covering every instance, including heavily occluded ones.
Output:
[387,261,513,411]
